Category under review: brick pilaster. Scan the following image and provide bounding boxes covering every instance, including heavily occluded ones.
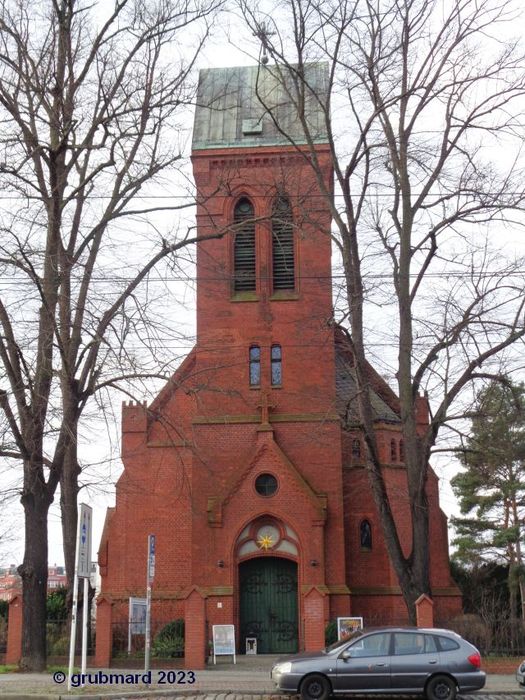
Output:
[415,594,434,628]
[6,595,23,665]
[94,597,113,667]
[304,587,325,651]
[184,588,207,669]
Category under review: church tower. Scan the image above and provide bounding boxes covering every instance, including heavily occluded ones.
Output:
[188,63,349,650]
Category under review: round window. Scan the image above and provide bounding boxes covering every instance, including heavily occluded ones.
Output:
[255,473,278,497]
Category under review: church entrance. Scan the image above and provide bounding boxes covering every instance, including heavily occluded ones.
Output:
[239,557,298,653]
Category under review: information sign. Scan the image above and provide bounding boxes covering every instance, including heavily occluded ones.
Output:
[129,597,147,635]
[337,616,364,640]
[212,624,236,664]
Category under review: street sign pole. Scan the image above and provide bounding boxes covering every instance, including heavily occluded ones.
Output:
[67,514,81,691]
[68,503,92,691]
[81,576,89,675]
[144,534,155,673]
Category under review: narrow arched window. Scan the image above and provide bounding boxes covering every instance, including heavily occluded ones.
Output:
[272,196,294,291]
[399,439,404,462]
[352,438,361,460]
[271,344,282,386]
[249,345,261,386]
[234,198,256,292]
[360,520,372,550]
[390,438,397,462]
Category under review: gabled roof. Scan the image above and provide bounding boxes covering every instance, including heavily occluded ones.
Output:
[335,327,401,425]
[192,63,329,150]
[148,347,197,414]
[207,432,327,526]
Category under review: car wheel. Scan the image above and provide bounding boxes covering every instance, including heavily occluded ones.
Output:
[300,673,331,700]
[426,675,457,700]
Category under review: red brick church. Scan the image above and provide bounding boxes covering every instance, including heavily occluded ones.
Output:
[96,63,460,665]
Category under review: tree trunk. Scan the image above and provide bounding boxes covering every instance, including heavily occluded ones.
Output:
[18,482,52,671]
[61,442,81,598]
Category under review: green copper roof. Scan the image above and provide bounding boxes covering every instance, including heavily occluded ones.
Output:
[192,63,329,150]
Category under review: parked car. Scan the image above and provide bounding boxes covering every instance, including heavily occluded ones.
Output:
[271,627,485,700]
[517,659,525,686]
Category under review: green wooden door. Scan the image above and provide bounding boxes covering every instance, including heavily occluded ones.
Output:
[239,557,298,653]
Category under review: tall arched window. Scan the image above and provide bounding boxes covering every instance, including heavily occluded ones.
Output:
[234,198,256,292]
[399,439,405,462]
[390,438,397,462]
[249,345,261,386]
[360,520,372,550]
[271,344,282,386]
[351,438,361,460]
[272,196,295,291]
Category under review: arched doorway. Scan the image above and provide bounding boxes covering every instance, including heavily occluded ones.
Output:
[239,557,298,653]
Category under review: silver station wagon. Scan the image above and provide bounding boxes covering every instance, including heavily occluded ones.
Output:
[271,627,485,700]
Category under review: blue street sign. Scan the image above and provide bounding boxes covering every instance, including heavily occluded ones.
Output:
[77,504,92,578]
[147,534,156,582]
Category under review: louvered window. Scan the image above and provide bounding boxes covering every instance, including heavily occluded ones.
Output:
[234,198,256,292]
[272,196,295,291]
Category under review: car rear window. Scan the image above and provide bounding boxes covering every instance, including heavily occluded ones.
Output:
[393,632,437,655]
[437,635,460,651]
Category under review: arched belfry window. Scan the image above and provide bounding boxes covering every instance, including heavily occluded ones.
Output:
[272,196,295,291]
[234,198,256,292]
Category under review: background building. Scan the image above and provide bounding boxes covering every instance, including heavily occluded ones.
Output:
[0,565,66,601]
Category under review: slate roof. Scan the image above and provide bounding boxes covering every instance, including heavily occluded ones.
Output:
[192,63,329,150]
[335,329,401,425]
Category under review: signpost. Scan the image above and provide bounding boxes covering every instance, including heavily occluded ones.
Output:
[68,503,92,691]
[144,534,155,673]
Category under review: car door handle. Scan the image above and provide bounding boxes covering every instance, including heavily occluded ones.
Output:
[375,663,388,667]
[428,660,438,664]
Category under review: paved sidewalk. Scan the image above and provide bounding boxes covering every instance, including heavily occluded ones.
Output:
[0,656,521,699]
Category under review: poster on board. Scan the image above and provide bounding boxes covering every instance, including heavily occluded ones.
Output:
[337,616,364,640]
[212,624,236,664]
[128,597,147,653]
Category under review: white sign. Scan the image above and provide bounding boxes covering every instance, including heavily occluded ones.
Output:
[212,624,236,664]
[147,534,156,582]
[129,597,147,635]
[77,504,92,578]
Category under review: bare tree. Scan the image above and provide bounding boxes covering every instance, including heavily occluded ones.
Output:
[0,0,225,670]
[240,0,525,621]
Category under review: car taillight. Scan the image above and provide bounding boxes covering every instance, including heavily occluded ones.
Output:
[468,653,481,668]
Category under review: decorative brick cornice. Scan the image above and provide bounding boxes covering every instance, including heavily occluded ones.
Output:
[327,584,352,595]
[193,412,340,425]
[350,586,460,596]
